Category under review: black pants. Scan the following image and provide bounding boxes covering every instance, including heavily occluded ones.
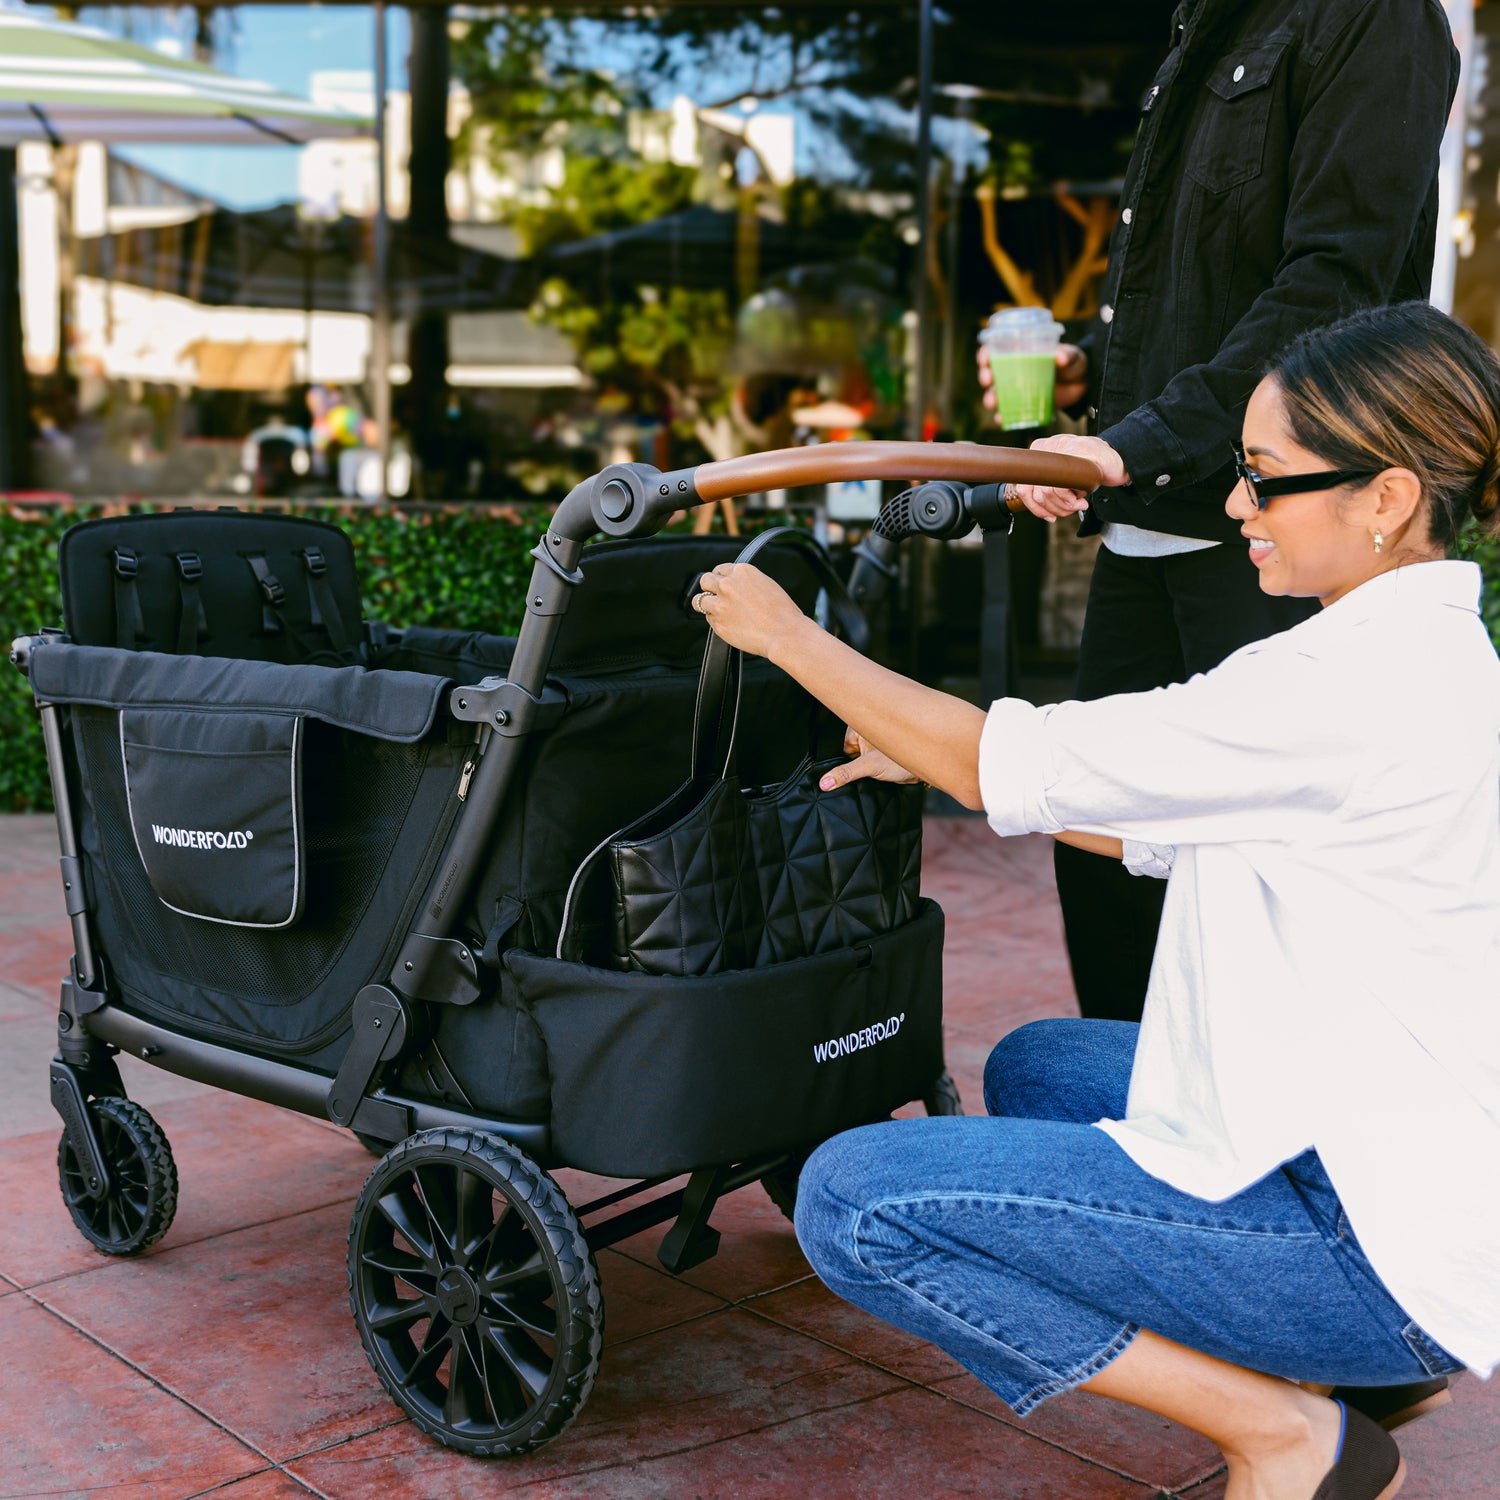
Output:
[1055,543,1318,1022]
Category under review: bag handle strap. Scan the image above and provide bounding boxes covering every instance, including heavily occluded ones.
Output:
[691,526,867,785]
[555,529,867,965]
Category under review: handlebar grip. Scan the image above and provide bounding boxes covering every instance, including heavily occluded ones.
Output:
[694,441,1101,502]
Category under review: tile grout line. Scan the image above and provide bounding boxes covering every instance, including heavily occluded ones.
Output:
[738,1301,1163,1490]
[275,1417,409,1476]
[179,1465,331,1500]
[15,1288,351,1495]
[483,1378,998,1497]
[14,1195,366,1295]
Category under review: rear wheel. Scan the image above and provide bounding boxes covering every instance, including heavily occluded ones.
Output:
[57,1096,178,1256]
[348,1129,603,1458]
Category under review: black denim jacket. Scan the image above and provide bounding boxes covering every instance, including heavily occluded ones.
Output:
[1082,0,1460,542]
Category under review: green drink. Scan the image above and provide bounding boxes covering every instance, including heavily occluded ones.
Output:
[980,309,1065,432]
[986,351,1058,431]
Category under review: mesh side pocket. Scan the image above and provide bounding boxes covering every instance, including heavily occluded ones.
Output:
[121,707,304,928]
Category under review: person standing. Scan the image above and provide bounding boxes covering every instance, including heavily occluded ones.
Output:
[996,0,1460,1022]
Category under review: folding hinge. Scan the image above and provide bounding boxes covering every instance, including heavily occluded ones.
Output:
[327,986,412,1128]
[390,934,484,1006]
[450,677,567,737]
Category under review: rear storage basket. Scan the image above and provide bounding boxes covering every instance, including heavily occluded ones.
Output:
[505,898,945,1177]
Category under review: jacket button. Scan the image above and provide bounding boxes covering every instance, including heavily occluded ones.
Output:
[1155,474,1171,487]
[1233,64,1245,82]
[1100,304,1114,324]
[1121,208,1133,226]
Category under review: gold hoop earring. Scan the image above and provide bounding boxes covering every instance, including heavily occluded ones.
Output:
[1373,530,1384,554]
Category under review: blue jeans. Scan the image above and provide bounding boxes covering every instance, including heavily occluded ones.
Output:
[794,1019,1460,1416]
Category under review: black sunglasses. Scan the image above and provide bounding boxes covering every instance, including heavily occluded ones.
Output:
[1231,442,1380,510]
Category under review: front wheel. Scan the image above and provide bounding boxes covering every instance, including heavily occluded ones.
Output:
[348,1129,603,1458]
[57,1096,178,1255]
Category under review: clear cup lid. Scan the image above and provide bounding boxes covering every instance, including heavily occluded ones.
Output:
[981,306,1065,343]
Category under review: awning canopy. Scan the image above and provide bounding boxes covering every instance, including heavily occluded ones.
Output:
[0,8,367,146]
[76,204,538,317]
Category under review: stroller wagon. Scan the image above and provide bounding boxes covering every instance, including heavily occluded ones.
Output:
[14,440,1097,1457]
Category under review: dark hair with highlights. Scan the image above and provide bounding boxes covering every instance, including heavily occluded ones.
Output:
[1266,301,1500,549]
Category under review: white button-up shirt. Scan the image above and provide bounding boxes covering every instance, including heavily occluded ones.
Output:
[979,561,1500,1375]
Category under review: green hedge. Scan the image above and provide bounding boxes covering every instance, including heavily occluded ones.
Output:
[6,503,1499,813]
[1,502,553,812]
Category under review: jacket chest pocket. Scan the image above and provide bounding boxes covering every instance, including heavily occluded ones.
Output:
[1185,42,1287,193]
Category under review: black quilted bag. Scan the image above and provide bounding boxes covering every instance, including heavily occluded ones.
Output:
[559,529,923,977]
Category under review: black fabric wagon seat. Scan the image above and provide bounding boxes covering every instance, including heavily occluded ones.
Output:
[40,509,850,1129]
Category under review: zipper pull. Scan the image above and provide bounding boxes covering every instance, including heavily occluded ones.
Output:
[457,758,476,801]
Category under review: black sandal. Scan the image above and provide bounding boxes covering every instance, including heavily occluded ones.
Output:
[1311,1402,1405,1500]
[1330,1376,1450,1433]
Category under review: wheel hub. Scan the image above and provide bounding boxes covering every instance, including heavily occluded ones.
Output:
[435,1265,481,1325]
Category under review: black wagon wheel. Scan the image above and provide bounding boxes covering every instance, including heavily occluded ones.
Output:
[56,1096,179,1256]
[763,1069,966,1222]
[348,1128,603,1458]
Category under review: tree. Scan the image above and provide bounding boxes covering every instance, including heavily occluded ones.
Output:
[448,5,1164,486]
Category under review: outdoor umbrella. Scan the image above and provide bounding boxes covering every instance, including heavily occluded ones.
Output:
[0,4,372,490]
[75,204,538,318]
[0,6,365,145]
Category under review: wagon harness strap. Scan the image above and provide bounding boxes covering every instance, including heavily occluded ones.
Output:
[300,546,352,658]
[244,552,287,636]
[244,551,354,667]
[174,552,208,654]
[112,548,144,651]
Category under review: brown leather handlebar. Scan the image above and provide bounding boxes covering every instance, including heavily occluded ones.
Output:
[693,441,1101,508]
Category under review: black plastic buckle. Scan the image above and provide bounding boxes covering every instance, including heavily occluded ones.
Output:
[112,547,138,579]
[175,551,202,582]
[258,573,286,607]
[302,546,327,577]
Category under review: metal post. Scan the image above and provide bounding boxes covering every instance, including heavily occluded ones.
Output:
[0,146,30,491]
[907,0,935,442]
[372,0,392,502]
[938,94,969,428]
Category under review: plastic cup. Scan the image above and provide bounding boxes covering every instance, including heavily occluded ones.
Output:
[981,308,1066,431]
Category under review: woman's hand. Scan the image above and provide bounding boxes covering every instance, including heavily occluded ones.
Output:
[819,728,920,792]
[694,562,809,660]
[1009,433,1128,523]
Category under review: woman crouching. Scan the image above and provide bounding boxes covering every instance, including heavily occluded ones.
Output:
[692,302,1500,1500]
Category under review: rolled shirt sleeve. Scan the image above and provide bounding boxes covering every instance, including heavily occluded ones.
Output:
[979,642,1358,847]
[1122,840,1176,879]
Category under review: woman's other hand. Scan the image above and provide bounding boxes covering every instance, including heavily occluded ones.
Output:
[1008,434,1127,523]
[695,562,808,660]
[819,728,920,792]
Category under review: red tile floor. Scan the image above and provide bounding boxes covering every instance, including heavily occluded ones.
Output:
[1,813,1495,1499]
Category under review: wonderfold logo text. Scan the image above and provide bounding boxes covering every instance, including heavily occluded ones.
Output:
[150,825,256,850]
[812,1013,905,1064]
